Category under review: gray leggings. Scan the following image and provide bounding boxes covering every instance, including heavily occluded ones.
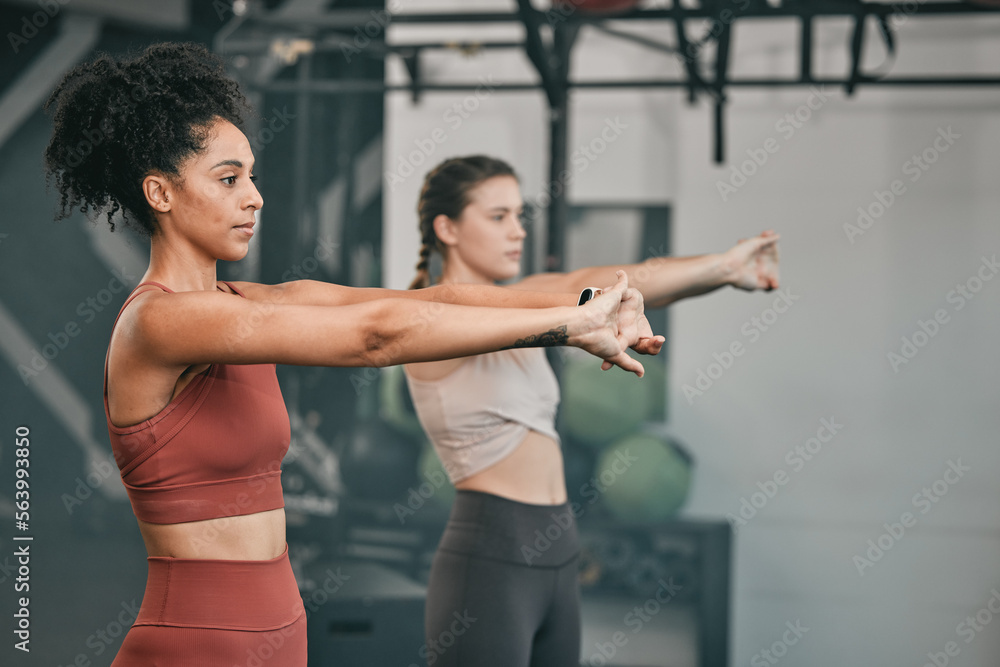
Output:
[424,490,581,667]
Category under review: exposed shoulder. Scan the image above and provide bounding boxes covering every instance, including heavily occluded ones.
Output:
[106,289,190,424]
[110,287,187,367]
[112,286,170,339]
[216,280,290,301]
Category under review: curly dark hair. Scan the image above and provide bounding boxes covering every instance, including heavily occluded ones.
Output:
[44,42,252,235]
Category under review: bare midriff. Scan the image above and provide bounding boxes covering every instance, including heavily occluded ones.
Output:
[136,508,286,560]
[455,430,568,505]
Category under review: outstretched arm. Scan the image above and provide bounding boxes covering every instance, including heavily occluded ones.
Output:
[511,230,780,309]
[130,272,652,375]
[229,280,579,310]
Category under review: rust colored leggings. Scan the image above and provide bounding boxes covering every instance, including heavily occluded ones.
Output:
[111,546,306,666]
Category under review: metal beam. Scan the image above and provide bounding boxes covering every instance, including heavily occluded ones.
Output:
[4,0,188,30]
[231,0,1000,172]
[713,14,733,164]
[846,10,867,96]
[402,50,421,103]
[672,3,704,104]
[0,13,102,151]
[799,16,813,83]
[515,0,560,109]
[261,75,1000,95]
[251,2,1000,29]
[222,37,522,58]
[545,21,579,273]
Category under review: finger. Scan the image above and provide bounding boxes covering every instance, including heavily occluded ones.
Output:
[623,286,644,302]
[601,271,627,297]
[632,338,662,356]
[651,337,665,354]
[631,340,655,355]
[601,360,613,371]
[605,350,644,377]
[610,269,629,295]
[636,313,655,338]
[750,235,779,252]
[632,336,665,356]
[616,315,640,351]
[593,271,627,307]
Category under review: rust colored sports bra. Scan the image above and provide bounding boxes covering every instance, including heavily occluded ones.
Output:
[103,281,290,524]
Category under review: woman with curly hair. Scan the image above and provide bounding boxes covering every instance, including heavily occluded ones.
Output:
[44,43,661,665]
[404,155,779,667]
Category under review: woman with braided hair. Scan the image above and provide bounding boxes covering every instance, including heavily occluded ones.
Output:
[44,44,661,665]
[404,155,780,667]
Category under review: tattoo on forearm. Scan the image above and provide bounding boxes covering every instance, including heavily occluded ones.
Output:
[503,325,568,349]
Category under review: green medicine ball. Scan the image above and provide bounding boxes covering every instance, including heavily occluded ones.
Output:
[561,354,666,448]
[596,432,692,523]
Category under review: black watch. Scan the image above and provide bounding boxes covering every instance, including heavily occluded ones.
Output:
[577,287,603,306]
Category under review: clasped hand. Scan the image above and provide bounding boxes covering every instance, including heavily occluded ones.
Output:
[576,271,665,377]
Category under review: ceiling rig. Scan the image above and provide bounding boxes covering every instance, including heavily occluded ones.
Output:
[218,0,1000,269]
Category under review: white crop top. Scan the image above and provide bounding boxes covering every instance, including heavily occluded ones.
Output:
[404,348,561,483]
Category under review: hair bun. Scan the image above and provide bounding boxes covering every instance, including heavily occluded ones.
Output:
[44,42,251,235]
